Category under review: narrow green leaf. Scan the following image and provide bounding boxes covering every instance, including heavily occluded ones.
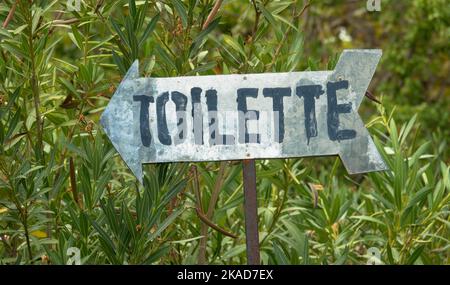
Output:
[149,207,184,240]
[406,245,425,265]
[58,78,80,99]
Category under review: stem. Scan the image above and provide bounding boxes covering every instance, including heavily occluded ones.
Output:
[196,208,238,239]
[242,159,260,265]
[52,101,86,183]
[22,209,33,263]
[243,1,259,74]
[202,0,223,31]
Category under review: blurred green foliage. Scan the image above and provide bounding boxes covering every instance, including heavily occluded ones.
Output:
[0,0,448,265]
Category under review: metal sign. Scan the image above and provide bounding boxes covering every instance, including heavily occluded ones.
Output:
[100,49,387,183]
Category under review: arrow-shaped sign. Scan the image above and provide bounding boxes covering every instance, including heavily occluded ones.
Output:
[100,49,387,183]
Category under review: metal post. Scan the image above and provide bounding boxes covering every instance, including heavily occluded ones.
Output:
[242,159,260,265]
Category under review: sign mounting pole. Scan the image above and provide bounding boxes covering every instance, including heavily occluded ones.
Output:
[242,159,260,265]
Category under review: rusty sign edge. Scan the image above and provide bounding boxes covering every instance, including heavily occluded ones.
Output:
[100,49,387,183]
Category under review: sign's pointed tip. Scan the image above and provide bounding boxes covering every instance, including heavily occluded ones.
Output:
[333,49,382,109]
[136,172,143,185]
[131,59,139,69]
[137,176,144,186]
[99,112,106,129]
[100,60,141,185]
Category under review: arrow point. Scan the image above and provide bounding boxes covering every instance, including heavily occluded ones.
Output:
[129,161,143,185]
[100,60,140,126]
[337,49,382,67]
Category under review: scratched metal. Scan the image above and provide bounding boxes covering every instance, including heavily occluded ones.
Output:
[100,49,387,183]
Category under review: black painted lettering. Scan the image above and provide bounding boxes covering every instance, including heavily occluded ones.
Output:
[206,89,235,146]
[133,95,154,147]
[156,92,172,145]
[263,88,291,143]
[237,88,260,144]
[171,91,187,145]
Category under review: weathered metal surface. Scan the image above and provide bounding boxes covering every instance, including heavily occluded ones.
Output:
[100,49,387,183]
[242,159,260,265]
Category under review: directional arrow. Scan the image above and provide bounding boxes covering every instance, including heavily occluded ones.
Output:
[100,49,387,183]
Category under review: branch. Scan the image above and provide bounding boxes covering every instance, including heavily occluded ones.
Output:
[94,0,105,14]
[47,11,63,36]
[69,157,81,208]
[202,0,223,31]
[266,1,310,71]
